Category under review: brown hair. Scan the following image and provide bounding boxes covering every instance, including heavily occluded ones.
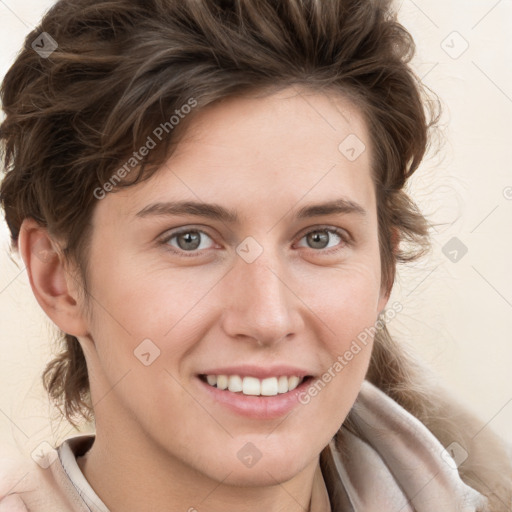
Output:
[1,0,510,508]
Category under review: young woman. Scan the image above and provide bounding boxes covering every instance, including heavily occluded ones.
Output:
[0,0,511,511]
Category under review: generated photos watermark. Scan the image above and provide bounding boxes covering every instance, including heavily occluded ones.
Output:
[297,301,403,405]
[93,98,198,200]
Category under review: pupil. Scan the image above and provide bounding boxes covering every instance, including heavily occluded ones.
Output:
[179,231,200,250]
[309,231,328,249]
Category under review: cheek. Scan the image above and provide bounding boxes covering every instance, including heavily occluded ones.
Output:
[296,268,380,424]
[86,256,223,370]
[301,262,382,383]
[306,259,383,328]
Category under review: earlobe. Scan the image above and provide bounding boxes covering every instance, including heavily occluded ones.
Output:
[18,218,89,338]
[377,290,391,318]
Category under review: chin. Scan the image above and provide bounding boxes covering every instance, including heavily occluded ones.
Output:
[201,443,314,488]
[222,459,308,488]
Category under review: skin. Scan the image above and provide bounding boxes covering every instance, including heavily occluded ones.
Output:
[19,86,391,512]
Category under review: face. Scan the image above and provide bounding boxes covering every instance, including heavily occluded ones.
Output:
[78,86,389,486]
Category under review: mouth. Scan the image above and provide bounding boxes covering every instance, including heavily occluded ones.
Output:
[196,371,315,419]
[198,374,312,397]
[195,363,316,419]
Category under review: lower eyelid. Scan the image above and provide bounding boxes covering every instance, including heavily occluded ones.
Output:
[163,230,215,252]
[160,227,349,255]
[296,228,349,248]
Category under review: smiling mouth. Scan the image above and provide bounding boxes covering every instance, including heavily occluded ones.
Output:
[198,374,313,397]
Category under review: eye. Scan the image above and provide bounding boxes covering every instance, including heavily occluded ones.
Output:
[159,225,350,257]
[296,227,349,253]
[161,228,216,256]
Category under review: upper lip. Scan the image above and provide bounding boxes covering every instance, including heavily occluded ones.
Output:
[198,365,313,379]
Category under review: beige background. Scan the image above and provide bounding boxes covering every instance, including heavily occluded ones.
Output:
[1,0,511,458]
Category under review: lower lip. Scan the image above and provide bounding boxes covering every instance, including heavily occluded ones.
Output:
[197,376,313,420]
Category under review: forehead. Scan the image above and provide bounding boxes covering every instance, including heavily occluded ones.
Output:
[174,86,370,167]
[99,86,375,222]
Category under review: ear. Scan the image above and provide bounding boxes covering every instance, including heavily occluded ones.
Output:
[390,227,400,255]
[18,218,89,337]
[377,227,400,314]
[377,288,390,317]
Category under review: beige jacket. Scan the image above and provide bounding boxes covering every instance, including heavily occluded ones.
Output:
[0,381,488,512]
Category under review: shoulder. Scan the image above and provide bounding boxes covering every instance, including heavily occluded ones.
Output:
[0,444,32,510]
[0,440,89,512]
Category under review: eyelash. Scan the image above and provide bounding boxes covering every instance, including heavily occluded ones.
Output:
[158,226,351,258]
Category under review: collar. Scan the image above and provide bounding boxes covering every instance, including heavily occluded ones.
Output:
[320,380,488,511]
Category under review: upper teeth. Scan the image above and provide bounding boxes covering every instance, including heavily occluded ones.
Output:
[205,375,303,396]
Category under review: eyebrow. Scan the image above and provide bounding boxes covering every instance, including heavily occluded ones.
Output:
[135,198,367,222]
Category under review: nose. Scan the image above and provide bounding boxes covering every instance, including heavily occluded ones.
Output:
[220,247,303,347]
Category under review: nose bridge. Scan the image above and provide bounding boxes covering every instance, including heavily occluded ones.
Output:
[221,245,300,345]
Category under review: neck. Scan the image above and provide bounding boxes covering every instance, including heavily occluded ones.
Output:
[78,418,322,512]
